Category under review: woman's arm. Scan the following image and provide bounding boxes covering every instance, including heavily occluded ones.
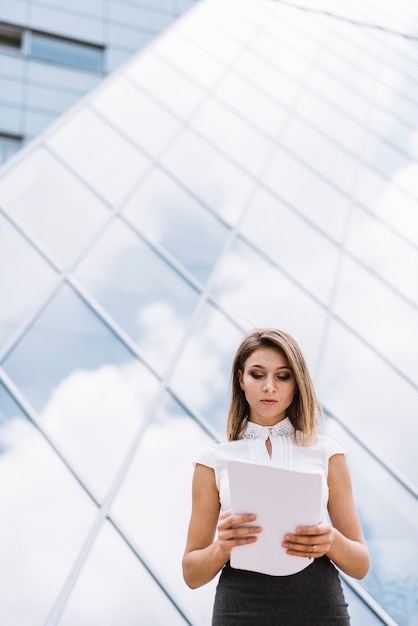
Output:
[282,454,370,579]
[325,453,370,578]
[182,463,261,589]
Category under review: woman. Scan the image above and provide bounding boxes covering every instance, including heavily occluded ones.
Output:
[182,329,369,625]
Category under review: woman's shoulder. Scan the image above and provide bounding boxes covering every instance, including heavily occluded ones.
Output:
[194,438,246,468]
[315,433,346,458]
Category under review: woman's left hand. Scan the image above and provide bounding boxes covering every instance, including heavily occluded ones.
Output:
[282,522,334,559]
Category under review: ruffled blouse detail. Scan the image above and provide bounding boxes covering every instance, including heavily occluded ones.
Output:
[243,416,294,440]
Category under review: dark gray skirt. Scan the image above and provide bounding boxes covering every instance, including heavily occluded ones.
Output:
[212,556,350,625]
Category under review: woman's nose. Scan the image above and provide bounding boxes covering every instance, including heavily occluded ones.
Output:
[263,380,274,392]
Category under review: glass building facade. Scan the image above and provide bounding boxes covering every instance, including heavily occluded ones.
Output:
[0,0,417,624]
[0,0,198,164]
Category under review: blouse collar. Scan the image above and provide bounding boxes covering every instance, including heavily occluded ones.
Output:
[242,416,294,440]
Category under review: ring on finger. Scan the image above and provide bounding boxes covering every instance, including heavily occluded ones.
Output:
[309,544,317,559]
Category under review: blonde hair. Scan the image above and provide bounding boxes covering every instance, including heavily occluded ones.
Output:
[226,328,322,445]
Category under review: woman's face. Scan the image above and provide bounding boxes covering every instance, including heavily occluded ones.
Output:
[238,346,296,426]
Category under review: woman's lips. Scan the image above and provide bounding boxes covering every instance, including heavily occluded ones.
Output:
[261,399,277,405]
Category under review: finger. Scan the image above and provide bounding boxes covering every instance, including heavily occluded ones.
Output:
[219,513,257,530]
[295,522,328,536]
[219,524,262,540]
[282,541,322,558]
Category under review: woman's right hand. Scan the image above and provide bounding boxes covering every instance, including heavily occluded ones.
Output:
[216,511,262,558]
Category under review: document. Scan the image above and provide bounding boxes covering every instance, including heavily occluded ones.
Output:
[226,460,322,576]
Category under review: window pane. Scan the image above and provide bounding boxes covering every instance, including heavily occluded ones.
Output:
[355,166,418,244]
[334,256,418,385]
[0,215,58,351]
[31,32,103,72]
[174,10,242,65]
[74,218,199,374]
[0,384,97,624]
[262,146,350,242]
[161,128,254,226]
[2,284,157,500]
[211,238,327,367]
[92,76,181,159]
[346,208,418,306]
[326,418,418,626]
[0,147,109,268]
[122,167,229,283]
[240,187,340,305]
[190,97,272,176]
[111,393,217,624]
[281,117,359,196]
[47,108,150,208]
[124,50,205,119]
[317,321,417,484]
[169,304,243,433]
[153,28,224,89]
[232,47,301,109]
[59,521,188,626]
[214,71,288,136]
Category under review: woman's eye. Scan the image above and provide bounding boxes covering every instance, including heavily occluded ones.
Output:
[250,372,263,379]
[277,375,290,381]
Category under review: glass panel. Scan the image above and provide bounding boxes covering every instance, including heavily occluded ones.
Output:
[122,167,229,284]
[334,256,418,385]
[196,0,258,43]
[315,43,377,103]
[169,304,243,434]
[174,10,243,65]
[346,208,418,306]
[240,187,340,305]
[153,28,224,89]
[316,321,417,485]
[387,89,418,128]
[320,29,380,75]
[326,418,418,626]
[355,165,418,244]
[210,238,327,369]
[124,50,205,119]
[232,47,301,109]
[74,218,199,374]
[47,108,150,208]
[262,145,350,242]
[0,147,109,268]
[2,284,157,500]
[0,215,58,352]
[214,71,288,136]
[92,76,181,159]
[161,128,254,226]
[190,97,272,176]
[295,89,366,154]
[252,22,317,82]
[281,117,359,196]
[31,32,103,72]
[59,520,188,626]
[306,65,371,124]
[0,384,97,624]
[111,393,217,625]
[369,106,412,155]
[341,583,389,625]
[363,133,410,179]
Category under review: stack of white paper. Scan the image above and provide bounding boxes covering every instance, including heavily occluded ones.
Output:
[227,460,322,576]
